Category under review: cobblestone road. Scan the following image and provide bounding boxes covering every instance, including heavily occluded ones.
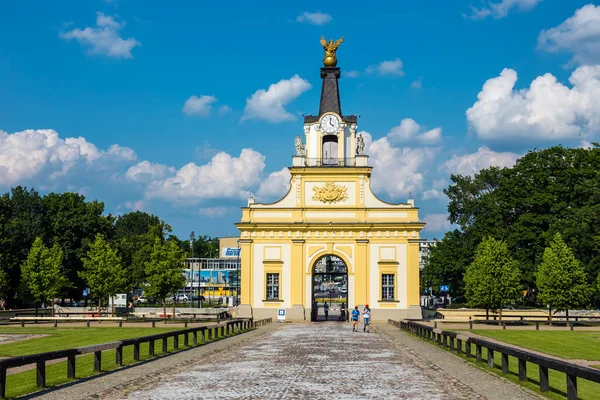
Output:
[120,323,485,399]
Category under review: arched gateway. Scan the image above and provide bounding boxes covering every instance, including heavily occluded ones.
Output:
[235,38,425,322]
[312,255,348,322]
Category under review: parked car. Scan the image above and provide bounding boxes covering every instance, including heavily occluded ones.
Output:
[136,296,148,304]
[174,294,189,302]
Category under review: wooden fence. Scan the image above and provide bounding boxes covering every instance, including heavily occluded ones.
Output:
[0,318,272,398]
[390,319,600,400]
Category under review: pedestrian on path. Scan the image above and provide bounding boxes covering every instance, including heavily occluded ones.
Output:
[351,306,360,332]
[324,302,329,321]
[363,304,371,332]
[339,302,346,321]
[312,300,318,321]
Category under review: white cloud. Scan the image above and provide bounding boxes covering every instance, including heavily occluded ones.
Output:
[538,4,600,66]
[242,75,311,123]
[466,0,543,20]
[387,118,442,145]
[442,146,518,176]
[366,59,405,76]
[124,200,145,211]
[199,207,231,217]
[360,131,437,200]
[466,66,600,140]
[183,95,218,117]
[580,139,594,149]
[422,213,452,233]
[0,129,136,186]
[296,11,332,25]
[60,12,140,58]
[142,149,266,205]
[343,70,359,78]
[194,141,219,160]
[218,105,232,115]
[125,161,175,183]
[410,77,423,89]
[256,168,291,200]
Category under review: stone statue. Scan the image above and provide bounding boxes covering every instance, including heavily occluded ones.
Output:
[356,134,365,155]
[320,36,344,67]
[295,135,305,156]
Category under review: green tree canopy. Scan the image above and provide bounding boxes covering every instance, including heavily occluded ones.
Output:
[20,237,70,315]
[80,234,127,314]
[144,238,186,318]
[464,237,522,317]
[536,233,589,317]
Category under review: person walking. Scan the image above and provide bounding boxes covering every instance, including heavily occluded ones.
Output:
[323,302,329,321]
[313,300,319,321]
[339,302,346,321]
[363,304,371,332]
[351,306,360,332]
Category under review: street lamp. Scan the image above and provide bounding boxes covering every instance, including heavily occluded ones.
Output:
[190,231,195,309]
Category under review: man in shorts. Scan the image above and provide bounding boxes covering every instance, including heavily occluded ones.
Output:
[363,304,371,332]
[351,306,360,332]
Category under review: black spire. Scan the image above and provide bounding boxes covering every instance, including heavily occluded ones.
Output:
[318,67,342,117]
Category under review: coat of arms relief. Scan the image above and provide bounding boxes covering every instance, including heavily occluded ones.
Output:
[312,181,348,204]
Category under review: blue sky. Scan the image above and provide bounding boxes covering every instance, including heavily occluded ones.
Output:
[1,0,599,240]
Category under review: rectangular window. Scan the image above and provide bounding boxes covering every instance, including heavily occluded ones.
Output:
[382,274,395,301]
[266,273,280,300]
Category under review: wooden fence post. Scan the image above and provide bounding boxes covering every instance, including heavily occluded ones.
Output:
[539,366,549,392]
[502,353,509,374]
[94,351,101,372]
[518,358,527,382]
[174,334,179,349]
[36,361,46,387]
[0,365,6,399]
[487,349,494,368]
[134,342,140,361]
[184,332,189,347]
[116,345,123,366]
[162,336,168,353]
[476,344,482,362]
[149,340,155,356]
[566,374,577,400]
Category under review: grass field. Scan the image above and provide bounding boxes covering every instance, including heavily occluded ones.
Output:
[0,325,227,398]
[458,330,600,399]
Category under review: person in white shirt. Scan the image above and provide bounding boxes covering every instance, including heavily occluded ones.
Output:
[362,304,371,332]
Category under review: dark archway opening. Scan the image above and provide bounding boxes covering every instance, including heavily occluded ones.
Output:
[311,255,348,322]
[322,135,338,166]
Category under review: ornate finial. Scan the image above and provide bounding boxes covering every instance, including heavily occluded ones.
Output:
[320,36,344,67]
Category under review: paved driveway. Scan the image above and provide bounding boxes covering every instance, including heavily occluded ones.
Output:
[123,322,483,399]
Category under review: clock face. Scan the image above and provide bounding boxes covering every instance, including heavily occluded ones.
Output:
[320,114,340,133]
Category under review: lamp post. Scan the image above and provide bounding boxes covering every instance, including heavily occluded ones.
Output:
[190,231,195,309]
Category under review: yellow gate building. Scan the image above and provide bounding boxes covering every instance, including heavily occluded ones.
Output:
[236,38,425,321]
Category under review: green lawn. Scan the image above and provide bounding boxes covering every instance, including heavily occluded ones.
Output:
[0,326,179,356]
[472,330,600,362]
[450,330,600,399]
[0,325,235,399]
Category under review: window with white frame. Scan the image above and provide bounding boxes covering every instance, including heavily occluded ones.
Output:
[266,273,280,300]
[382,274,395,300]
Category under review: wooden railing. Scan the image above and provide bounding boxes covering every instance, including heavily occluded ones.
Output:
[389,319,600,400]
[0,318,268,398]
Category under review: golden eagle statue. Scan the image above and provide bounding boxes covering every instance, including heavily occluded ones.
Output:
[320,36,344,67]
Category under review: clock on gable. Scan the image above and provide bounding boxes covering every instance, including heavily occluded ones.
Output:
[320,114,340,134]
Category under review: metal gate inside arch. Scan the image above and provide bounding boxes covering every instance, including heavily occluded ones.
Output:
[311,255,348,322]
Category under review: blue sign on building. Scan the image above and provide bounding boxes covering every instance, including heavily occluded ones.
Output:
[440,285,450,292]
[225,248,240,257]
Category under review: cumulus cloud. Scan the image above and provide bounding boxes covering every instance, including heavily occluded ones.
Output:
[183,95,220,117]
[360,131,437,200]
[538,4,600,66]
[296,11,332,25]
[422,213,452,233]
[343,70,359,78]
[124,200,145,211]
[422,179,448,201]
[242,75,311,123]
[442,146,518,176]
[466,66,600,141]
[256,168,291,200]
[60,12,140,58]
[466,0,543,20]
[366,59,405,76]
[410,77,423,89]
[125,161,175,183]
[387,118,442,145]
[0,129,136,186]
[142,149,266,205]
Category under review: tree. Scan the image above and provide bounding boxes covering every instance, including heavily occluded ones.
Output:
[464,237,521,319]
[80,234,127,316]
[20,237,70,316]
[536,233,590,321]
[144,238,186,319]
[0,265,8,301]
